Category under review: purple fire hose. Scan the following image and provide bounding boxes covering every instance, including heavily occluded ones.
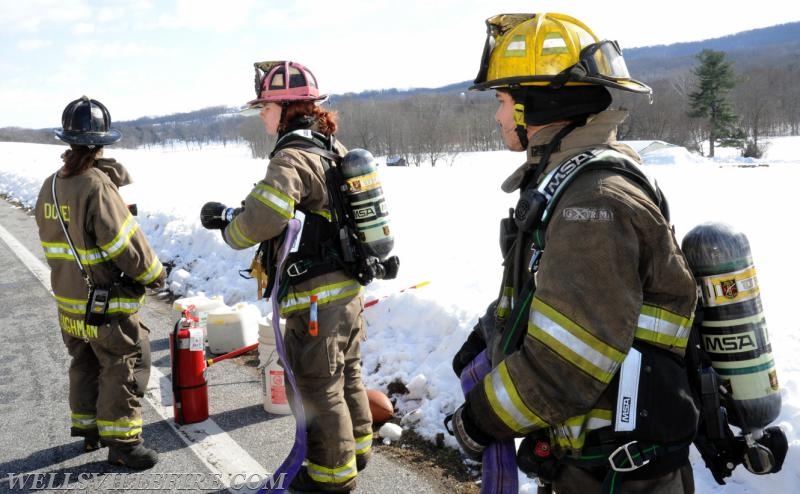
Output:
[460,350,519,494]
[260,219,305,493]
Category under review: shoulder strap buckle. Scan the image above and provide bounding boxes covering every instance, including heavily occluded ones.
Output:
[608,441,651,472]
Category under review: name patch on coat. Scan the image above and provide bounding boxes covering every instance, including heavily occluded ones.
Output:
[562,207,614,222]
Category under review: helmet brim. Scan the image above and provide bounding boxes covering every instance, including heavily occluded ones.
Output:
[245,94,329,107]
[55,128,122,146]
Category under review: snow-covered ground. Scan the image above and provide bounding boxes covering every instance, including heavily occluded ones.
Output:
[1,136,798,492]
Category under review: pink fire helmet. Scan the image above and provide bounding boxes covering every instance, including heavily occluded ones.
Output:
[246,61,328,108]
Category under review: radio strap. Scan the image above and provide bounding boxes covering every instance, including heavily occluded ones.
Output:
[51,173,94,289]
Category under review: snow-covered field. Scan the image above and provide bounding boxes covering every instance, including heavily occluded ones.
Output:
[2,137,798,492]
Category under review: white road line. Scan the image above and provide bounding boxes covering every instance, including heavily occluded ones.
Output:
[0,224,52,292]
[0,223,268,494]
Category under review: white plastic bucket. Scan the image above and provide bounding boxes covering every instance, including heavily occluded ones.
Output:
[206,302,260,355]
[258,315,291,415]
[173,295,226,341]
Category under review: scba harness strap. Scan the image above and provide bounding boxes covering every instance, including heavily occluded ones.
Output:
[497,148,669,354]
[263,130,347,292]
[260,130,398,295]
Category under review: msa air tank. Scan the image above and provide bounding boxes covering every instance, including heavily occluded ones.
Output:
[681,222,780,432]
[340,149,394,260]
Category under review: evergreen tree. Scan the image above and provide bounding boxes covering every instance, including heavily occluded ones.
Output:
[688,49,742,157]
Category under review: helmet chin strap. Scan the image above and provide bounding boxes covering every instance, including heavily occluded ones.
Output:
[513,102,529,149]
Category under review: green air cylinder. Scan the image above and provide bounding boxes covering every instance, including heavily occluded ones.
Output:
[340,149,394,260]
[681,222,780,432]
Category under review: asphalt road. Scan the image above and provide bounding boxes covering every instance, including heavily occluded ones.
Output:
[0,200,449,494]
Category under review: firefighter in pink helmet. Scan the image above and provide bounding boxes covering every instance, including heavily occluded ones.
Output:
[200,61,372,492]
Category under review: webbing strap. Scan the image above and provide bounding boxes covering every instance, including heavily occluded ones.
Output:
[260,218,305,494]
[571,440,690,494]
[460,351,519,494]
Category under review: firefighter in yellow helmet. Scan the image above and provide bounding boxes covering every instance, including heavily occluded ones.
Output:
[449,13,698,493]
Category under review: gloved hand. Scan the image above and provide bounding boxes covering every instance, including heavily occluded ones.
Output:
[146,268,168,290]
[452,329,486,377]
[200,201,237,230]
[447,403,491,461]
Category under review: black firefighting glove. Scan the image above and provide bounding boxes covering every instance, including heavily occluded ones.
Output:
[452,329,486,378]
[445,403,491,461]
[200,202,240,230]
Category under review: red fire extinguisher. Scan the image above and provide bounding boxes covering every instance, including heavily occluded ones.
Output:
[170,307,209,425]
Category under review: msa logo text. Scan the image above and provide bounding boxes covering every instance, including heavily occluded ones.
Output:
[543,151,596,196]
[620,397,632,423]
[353,206,376,219]
[703,332,758,353]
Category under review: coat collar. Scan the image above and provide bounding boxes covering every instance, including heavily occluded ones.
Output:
[501,110,634,193]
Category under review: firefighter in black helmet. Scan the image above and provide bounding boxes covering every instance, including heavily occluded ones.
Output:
[35,96,166,470]
[449,13,699,493]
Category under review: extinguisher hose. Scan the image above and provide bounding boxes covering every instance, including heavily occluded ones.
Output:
[206,343,259,367]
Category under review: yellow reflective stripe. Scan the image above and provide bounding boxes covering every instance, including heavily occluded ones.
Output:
[551,408,614,450]
[635,304,693,349]
[56,295,144,316]
[99,215,138,260]
[280,281,362,316]
[497,286,513,318]
[107,296,145,315]
[484,361,547,433]
[585,409,614,431]
[529,298,625,384]
[355,433,373,455]
[71,413,97,429]
[310,209,332,221]
[97,418,142,438]
[55,295,87,315]
[134,259,163,285]
[306,456,357,484]
[41,241,105,264]
[227,216,258,249]
[251,183,294,219]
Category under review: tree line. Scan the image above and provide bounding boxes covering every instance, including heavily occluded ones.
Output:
[2,50,798,164]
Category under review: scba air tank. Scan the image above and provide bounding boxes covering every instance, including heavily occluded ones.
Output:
[681,222,780,432]
[340,149,394,259]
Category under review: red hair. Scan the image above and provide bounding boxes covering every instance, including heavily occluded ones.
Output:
[280,101,338,136]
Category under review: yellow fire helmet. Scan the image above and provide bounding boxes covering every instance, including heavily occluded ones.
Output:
[471,12,651,95]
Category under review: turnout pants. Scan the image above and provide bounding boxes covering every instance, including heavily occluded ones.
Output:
[61,313,151,447]
[550,463,694,494]
[284,295,373,491]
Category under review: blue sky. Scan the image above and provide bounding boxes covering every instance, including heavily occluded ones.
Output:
[1,0,797,129]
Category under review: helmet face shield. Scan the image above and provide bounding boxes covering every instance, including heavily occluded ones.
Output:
[569,40,651,94]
